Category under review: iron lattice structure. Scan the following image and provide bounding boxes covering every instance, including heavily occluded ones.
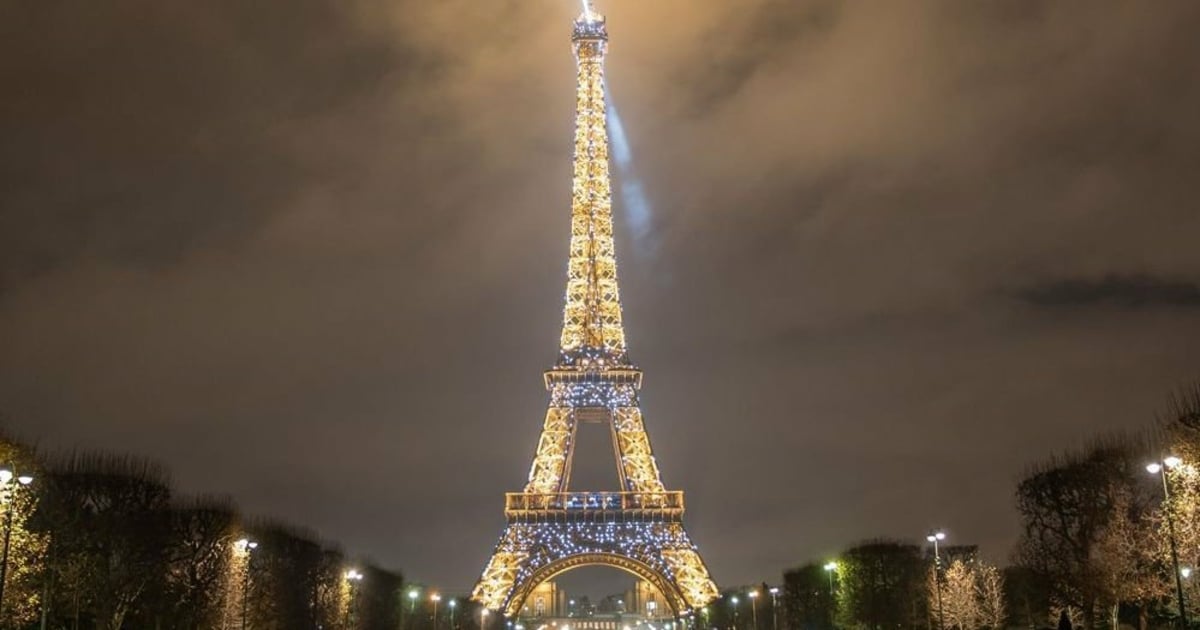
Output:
[472,7,719,618]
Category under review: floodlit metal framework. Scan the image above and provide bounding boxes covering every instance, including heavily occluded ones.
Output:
[472,6,718,618]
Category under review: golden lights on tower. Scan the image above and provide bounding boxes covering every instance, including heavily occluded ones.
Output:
[471,3,718,617]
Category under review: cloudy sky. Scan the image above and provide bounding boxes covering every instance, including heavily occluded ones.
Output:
[3,0,1200,594]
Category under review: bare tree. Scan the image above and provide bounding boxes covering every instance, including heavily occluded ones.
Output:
[1014,439,1134,630]
[975,564,1005,630]
[942,560,981,630]
[1094,485,1167,630]
[39,451,172,630]
[163,497,239,629]
[926,559,1004,630]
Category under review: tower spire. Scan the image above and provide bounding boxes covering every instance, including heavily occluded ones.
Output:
[558,5,628,366]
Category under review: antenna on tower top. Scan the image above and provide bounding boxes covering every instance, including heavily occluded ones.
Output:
[581,0,595,20]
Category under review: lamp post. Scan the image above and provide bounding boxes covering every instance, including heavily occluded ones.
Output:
[0,467,33,614]
[1149,457,1188,626]
[450,599,458,630]
[748,590,759,630]
[234,538,259,630]
[345,569,364,628]
[432,593,442,630]
[926,531,946,630]
[409,588,421,630]
[768,587,779,630]
[822,563,837,596]
[481,607,490,630]
[730,596,740,630]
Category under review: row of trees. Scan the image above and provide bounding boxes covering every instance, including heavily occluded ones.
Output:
[0,430,405,629]
[1010,386,1200,630]
[767,384,1200,630]
[779,542,1005,630]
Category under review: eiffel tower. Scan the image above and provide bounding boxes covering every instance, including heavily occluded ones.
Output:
[471,3,719,619]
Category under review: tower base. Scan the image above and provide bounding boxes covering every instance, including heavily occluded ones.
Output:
[473,521,718,617]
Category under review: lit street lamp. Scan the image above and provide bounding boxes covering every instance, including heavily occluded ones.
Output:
[730,596,740,630]
[748,590,759,630]
[234,538,259,630]
[408,588,421,630]
[822,562,837,596]
[0,467,33,615]
[1149,457,1188,626]
[345,569,364,628]
[768,587,779,630]
[926,530,947,630]
[450,598,458,630]
[432,593,442,630]
[481,607,490,630]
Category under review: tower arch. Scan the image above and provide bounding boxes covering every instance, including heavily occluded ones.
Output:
[507,553,685,618]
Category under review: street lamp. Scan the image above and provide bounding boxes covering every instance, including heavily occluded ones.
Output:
[767,587,779,630]
[926,531,947,630]
[747,590,759,630]
[345,570,364,628]
[730,596,740,630]
[480,607,490,630]
[1149,457,1188,626]
[233,538,259,630]
[450,598,458,630]
[432,593,442,630]
[408,588,421,630]
[0,467,33,615]
[822,562,838,596]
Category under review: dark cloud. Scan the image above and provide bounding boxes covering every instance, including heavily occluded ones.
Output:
[0,0,436,285]
[2,0,1200,596]
[681,0,838,114]
[1017,274,1200,309]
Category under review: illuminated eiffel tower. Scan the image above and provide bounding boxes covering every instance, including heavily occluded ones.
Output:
[471,3,719,618]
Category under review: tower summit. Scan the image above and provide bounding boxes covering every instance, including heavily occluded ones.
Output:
[472,4,719,617]
[559,6,624,366]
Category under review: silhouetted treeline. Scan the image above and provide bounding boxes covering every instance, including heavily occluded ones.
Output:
[770,383,1200,630]
[779,541,984,630]
[1007,388,1200,630]
[0,432,404,629]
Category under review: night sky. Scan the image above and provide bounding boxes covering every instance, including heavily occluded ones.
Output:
[3,0,1200,595]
